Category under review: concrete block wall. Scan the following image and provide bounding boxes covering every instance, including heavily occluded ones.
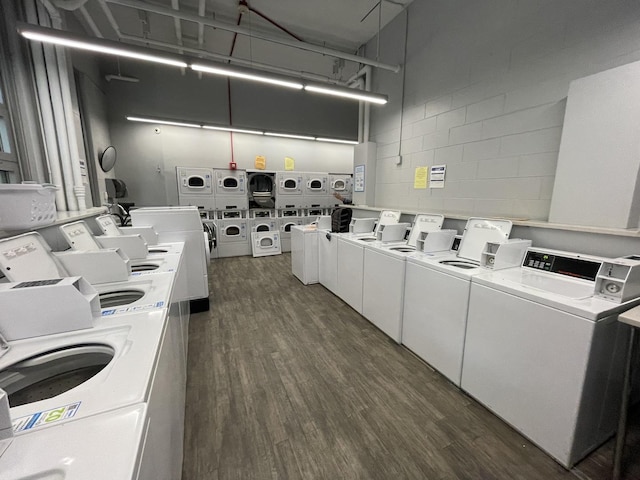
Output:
[367,0,640,221]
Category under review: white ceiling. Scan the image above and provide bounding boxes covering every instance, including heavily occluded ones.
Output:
[72,0,411,82]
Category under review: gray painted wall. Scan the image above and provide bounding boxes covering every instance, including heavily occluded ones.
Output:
[366,0,640,221]
[104,59,358,206]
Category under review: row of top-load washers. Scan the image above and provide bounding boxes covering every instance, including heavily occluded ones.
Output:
[301,211,640,469]
[176,167,353,211]
[209,207,326,258]
[0,206,206,479]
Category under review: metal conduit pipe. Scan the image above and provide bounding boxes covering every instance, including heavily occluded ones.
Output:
[39,0,85,210]
[348,65,373,143]
[51,0,89,10]
[78,6,103,38]
[120,33,349,86]
[97,0,122,38]
[104,0,401,73]
[24,0,67,210]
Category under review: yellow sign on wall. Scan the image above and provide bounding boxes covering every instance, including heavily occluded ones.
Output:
[255,155,266,170]
[414,166,428,189]
[284,157,295,171]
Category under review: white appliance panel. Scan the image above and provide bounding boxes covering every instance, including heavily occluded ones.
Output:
[402,262,471,384]
[337,237,365,314]
[318,231,339,295]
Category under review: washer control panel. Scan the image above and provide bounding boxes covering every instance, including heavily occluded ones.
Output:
[522,250,601,281]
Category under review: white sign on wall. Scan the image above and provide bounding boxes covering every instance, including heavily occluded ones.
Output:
[354,165,365,192]
[429,165,446,189]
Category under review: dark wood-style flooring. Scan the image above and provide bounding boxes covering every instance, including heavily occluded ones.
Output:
[183,253,640,480]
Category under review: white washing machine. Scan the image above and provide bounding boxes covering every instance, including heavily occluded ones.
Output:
[461,248,640,468]
[248,209,277,233]
[291,224,319,285]
[1,403,149,480]
[216,210,251,258]
[202,218,218,260]
[1,305,187,480]
[361,214,445,343]
[401,218,514,386]
[130,206,210,310]
[277,209,305,253]
[176,166,215,210]
[251,231,282,257]
[0,232,179,317]
[302,172,329,209]
[335,211,402,314]
[213,168,248,211]
[275,171,304,209]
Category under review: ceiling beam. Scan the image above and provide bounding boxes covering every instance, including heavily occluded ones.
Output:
[103,0,401,73]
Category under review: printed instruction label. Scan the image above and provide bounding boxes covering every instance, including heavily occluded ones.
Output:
[13,402,81,432]
[101,300,165,316]
[429,165,446,188]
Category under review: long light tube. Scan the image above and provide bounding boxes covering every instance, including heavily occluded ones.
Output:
[202,125,264,135]
[126,116,201,128]
[191,64,304,90]
[316,137,359,145]
[18,23,188,68]
[17,24,389,105]
[126,116,358,144]
[305,84,388,105]
[265,132,316,140]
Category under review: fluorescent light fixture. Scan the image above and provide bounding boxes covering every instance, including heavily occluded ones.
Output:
[191,64,304,90]
[126,115,357,144]
[265,132,316,140]
[202,125,264,135]
[304,84,388,105]
[17,23,187,68]
[126,116,201,128]
[316,137,359,145]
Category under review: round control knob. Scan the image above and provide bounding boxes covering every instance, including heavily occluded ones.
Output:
[605,282,621,294]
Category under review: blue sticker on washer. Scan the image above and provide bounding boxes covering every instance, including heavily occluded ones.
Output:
[13,402,81,432]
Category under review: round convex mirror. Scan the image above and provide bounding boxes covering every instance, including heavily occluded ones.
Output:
[99,145,117,172]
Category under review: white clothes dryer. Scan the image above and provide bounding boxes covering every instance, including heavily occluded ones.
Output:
[462,248,640,468]
[328,174,352,209]
[251,231,282,257]
[216,210,251,258]
[275,172,304,209]
[302,172,329,209]
[213,169,248,210]
[277,209,305,253]
[401,218,514,386]
[248,209,277,233]
[176,166,215,210]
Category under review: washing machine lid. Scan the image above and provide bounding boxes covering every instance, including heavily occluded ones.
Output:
[1,403,148,479]
[457,218,512,262]
[60,221,103,251]
[0,232,66,282]
[96,214,123,236]
[407,214,445,247]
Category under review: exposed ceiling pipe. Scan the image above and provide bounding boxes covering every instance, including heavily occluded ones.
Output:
[170,0,183,50]
[39,0,86,210]
[103,0,401,73]
[120,33,349,85]
[78,6,103,38]
[51,0,89,10]
[243,1,303,42]
[97,0,122,38]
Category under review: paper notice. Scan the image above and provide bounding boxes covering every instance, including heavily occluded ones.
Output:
[429,165,446,188]
[414,167,428,189]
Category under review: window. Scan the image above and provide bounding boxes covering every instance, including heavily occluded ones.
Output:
[0,31,19,184]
